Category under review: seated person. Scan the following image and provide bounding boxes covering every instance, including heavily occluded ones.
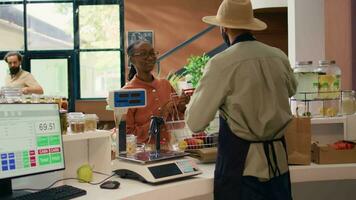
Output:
[4,51,43,95]
[123,40,188,148]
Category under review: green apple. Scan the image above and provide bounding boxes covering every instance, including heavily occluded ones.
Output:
[77,164,93,183]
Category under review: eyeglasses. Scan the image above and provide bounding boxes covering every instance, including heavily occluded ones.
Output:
[132,51,159,58]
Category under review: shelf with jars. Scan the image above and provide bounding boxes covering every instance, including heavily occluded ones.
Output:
[292,59,344,117]
[291,90,355,118]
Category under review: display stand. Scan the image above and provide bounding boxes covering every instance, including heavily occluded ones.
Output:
[62,130,112,178]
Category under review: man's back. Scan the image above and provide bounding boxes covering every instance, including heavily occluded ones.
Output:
[187,40,297,141]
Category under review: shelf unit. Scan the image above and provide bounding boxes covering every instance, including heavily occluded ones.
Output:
[62,130,112,178]
[310,115,356,144]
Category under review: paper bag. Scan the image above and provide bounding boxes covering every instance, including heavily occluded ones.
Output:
[285,117,311,165]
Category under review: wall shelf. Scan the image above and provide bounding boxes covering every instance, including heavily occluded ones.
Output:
[311,116,346,125]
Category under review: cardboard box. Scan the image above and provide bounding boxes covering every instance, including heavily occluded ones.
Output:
[312,143,356,164]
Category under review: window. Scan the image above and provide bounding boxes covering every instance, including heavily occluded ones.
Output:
[80,51,120,98]
[79,3,122,98]
[27,3,74,50]
[30,59,69,98]
[0,60,8,88]
[0,0,124,110]
[0,5,24,51]
[79,5,120,49]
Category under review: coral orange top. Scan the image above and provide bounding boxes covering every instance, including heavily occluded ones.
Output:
[123,75,179,144]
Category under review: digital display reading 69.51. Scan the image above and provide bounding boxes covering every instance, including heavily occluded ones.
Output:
[35,121,58,134]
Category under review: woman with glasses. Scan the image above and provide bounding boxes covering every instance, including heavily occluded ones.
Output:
[123,40,189,148]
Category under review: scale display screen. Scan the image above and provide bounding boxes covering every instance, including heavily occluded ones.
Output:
[114,90,145,108]
[148,163,182,179]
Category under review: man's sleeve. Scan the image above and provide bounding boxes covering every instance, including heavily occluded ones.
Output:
[185,59,232,133]
[25,73,42,88]
[286,63,298,97]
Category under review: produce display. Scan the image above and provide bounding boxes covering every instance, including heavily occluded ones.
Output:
[178,132,217,150]
[329,141,355,150]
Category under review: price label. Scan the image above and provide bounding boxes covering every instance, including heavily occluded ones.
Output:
[35,121,57,134]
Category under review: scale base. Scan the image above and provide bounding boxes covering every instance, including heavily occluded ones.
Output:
[112,157,202,184]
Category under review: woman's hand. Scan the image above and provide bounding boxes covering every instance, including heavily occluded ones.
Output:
[177,93,190,112]
[161,100,175,119]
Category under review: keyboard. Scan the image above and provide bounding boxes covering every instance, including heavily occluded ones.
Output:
[12,185,86,200]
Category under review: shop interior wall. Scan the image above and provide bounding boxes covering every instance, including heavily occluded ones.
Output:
[125,1,288,79]
[325,0,353,90]
[76,1,288,122]
[125,0,222,78]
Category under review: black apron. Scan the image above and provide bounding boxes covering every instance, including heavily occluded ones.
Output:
[214,117,292,200]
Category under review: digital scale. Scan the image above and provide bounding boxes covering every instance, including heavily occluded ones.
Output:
[107,89,202,184]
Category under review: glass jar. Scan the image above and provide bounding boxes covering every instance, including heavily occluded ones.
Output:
[126,134,137,155]
[293,61,318,100]
[31,94,40,103]
[341,90,355,115]
[316,60,341,99]
[61,97,68,110]
[60,110,68,135]
[84,114,99,132]
[67,112,85,133]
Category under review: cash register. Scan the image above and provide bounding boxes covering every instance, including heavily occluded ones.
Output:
[0,103,86,200]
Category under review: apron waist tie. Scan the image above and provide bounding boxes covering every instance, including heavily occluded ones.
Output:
[251,138,284,178]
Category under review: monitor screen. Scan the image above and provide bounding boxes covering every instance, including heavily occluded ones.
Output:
[0,104,64,180]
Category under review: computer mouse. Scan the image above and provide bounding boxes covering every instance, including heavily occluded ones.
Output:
[100,180,120,189]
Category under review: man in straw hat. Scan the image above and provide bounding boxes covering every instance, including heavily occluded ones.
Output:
[186,0,297,199]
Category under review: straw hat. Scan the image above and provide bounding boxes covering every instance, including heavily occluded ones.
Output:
[203,0,267,31]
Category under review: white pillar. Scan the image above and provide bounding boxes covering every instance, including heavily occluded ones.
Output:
[288,0,325,67]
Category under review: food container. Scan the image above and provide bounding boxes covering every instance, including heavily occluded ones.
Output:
[60,110,68,135]
[126,134,137,155]
[293,61,318,100]
[84,114,99,132]
[341,90,355,115]
[61,97,68,110]
[316,60,341,99]
[67,112,85,133]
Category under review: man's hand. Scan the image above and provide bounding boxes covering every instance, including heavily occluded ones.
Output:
[177,93,190,112]
[22,87,29,95]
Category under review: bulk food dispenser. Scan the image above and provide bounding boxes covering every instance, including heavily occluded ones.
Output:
[291,60,356,142]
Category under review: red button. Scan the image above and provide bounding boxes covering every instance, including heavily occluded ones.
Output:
[30,157,36,162]
[38,149,49,154]
[31,163,36,167]
[50,147,61,153]
[29,150,35,156]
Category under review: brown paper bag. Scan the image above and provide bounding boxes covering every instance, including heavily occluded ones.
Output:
[285,117,311,165]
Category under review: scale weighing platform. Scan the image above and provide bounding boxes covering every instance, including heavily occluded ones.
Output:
[113,150,201,183]
[108,89,202,184]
